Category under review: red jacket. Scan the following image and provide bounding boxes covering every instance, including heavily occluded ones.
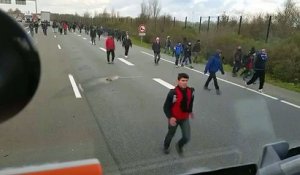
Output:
[106,36,115,50]
[171,87,193,120]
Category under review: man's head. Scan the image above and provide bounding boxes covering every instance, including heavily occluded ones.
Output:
[261,48,266,53]
[216,49,222,57]
[177,73,189,89]
[156,37,160,42]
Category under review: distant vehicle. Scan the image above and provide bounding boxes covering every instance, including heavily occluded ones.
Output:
[41,11,50,26]
[24,14,32,23]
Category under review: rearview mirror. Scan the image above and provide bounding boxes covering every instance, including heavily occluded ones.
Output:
[0,10,40,123]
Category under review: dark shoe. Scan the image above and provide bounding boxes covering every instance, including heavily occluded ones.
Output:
[163,147,170,154]
[175,143,183,155]
[216,89,221,95]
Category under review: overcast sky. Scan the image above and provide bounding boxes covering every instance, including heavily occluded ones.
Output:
[1,0,300,21]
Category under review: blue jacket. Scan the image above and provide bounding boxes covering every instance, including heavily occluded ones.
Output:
[174,43,183,55]
[254,51,268,70]
[204,53,224,74]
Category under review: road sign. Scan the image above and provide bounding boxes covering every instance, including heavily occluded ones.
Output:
[138,24,146,33]
[139,33,146,36]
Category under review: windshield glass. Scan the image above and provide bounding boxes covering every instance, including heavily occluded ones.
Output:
[0,0,300,174]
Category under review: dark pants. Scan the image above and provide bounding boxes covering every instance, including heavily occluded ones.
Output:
[204,72,219,90]
[107,50,115,63]
[154,52,160,64]
[232,61,241,74]
[91,37,96,44]
[164,119,190,149]
[175,54,180,65]
[125,46,130,56]
[247,70,265,89]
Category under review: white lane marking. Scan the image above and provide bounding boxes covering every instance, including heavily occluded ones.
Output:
[83,37,87,40]
[141,51,298,108]
[259,93,279,100]
[25,26,29,29]
[78,34,81,37]
[68,74,82,98]
[57,44,61,50]
[153,78,175,89]
[280,100,300,109]
[78,84,84,92]
[117,58,135,66]
[54,35,56,38]
[100,47,106,52]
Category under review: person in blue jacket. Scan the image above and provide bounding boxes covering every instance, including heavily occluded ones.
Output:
[204,49,225,95]
[173,42,183,68]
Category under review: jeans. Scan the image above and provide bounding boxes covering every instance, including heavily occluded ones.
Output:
[154,52,160,63]
[164,119,190,149]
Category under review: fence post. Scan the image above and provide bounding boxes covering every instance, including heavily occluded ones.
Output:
[207,16,210,32]
[199,16,202,33]
[173,17,175,27]
[217,16,220,31]
[265,16,272,43]
[185,16,187,29]
[238,16,242,35]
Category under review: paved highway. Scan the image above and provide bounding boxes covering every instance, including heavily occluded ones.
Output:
[0,27,299,175]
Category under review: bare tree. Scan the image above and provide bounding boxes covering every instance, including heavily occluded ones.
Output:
[83,11,90,18]
[149,0,161,19]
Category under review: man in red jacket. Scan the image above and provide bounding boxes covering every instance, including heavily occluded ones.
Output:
[105,33,115,64]
[163,73,194,155]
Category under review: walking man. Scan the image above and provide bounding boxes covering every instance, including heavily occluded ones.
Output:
[204,49,225,95]
[105,33,116,64]
[122,35,132,58]
[152,37,161,65]
[246,49,268,93]
[163,73,194,155]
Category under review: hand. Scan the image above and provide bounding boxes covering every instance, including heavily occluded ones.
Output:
[169,117,177,126]
[189,113,194,119]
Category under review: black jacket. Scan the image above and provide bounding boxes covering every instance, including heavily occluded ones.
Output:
[254,52,268,70]
[234,50,243,62]
[192,42,201,52]
[90,28,97,38]
[184,45,192,57]
[122,38,132,47]
[152,42,161,53]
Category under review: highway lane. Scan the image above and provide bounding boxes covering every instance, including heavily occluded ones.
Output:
[0,28,299,175]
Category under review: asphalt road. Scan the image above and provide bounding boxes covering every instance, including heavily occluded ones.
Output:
[0,27,299,175]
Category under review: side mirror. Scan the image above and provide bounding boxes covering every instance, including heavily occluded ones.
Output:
[0,10,40,123]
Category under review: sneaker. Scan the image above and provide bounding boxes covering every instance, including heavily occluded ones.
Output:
[216,89,221,95]
[125,55,128,58]
[258,89,263,93]
[111,61,114,64]
[189,66,194,69]
[107,62,111,64]
[176,65,179,68]
[163,147,170,154]
[175,143,183,155]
